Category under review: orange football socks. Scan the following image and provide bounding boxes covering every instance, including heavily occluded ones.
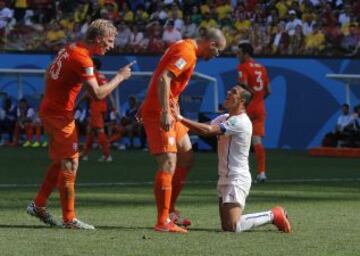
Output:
[98,131,110,157]
[254,144,266,174]
[58,170,76,222]
[34,162,61,207]
[154,171,173,225]
[170,167,189,213]
[83,132,94,156]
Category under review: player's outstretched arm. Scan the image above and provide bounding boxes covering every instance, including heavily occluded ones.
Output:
[176,114,223,137]
[84,61,135,100]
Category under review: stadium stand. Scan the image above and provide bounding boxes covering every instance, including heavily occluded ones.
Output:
[0,0,359,56]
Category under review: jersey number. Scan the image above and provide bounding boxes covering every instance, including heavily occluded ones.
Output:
[253,71,264,91]
[49,49,69,80]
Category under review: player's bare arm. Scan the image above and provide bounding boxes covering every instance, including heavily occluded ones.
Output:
[84,61,135,100]
[158,68,175,131]
[176,114,223,136]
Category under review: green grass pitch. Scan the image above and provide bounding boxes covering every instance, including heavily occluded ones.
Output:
[0,147,359,256]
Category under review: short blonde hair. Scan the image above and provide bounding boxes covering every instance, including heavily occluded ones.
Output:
[85,19,117,43]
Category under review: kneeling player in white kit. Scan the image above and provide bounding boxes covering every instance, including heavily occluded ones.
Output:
[175,84,291,233]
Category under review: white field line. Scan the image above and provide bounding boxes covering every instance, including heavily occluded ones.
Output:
[0,178,359,188]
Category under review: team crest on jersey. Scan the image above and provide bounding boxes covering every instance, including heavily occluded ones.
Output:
[175,58,187,70]
[168,136,175,146]
[228,117,238,126]
[85,67,94,76]
[238,71,242,78]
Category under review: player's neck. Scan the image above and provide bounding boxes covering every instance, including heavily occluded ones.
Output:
[228,107,245,117]
[80,41,95,55]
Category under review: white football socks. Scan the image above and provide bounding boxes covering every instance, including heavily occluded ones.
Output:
[236,210,273,233]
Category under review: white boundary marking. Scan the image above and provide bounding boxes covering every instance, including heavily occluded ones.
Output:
[0,178,359,188]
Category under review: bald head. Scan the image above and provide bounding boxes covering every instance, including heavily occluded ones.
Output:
[205,28,226,50]
[197,28,226,60]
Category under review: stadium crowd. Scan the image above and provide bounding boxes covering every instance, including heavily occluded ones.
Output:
[0,0,359,56]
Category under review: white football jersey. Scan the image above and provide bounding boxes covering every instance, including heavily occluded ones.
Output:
[211,113,252,184]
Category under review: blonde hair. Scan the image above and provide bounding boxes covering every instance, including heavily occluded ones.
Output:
[85,19,117,43]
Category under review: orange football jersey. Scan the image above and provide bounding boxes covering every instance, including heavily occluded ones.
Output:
[40,42,95,118]
[142,39,197,116]
[238,59,269,114]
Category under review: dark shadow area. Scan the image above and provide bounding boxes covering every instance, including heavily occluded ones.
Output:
[0,224,54,229]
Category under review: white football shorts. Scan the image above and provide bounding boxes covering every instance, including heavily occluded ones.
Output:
[217,180,251,209]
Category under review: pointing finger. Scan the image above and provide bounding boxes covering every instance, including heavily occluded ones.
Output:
[126,60,137,68]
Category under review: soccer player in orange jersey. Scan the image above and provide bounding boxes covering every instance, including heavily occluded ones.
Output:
[237,42,271,183]
[26,19,134,229]
[81,58,116,162]
[140,28,226,233]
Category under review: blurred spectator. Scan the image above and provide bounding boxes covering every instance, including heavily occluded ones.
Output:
[13,0,28,23]
[0,94,16,145]
[285,10,303,37]
[288,24,305,55]
[182,15,197,39]
[128,24,144,53]
[302,13,315,36]
[134,4,149,24]
[13,98,35,147]
[335,103,353,133]
[199,11,217,29]
[43,21,66,51]
[190,5,202,25]
[74,2,89,24]
[147,22,165,53]
[120,96,146,149]
[0,0,13,45]
[275,0,289,20]
[216,0,232,21]
[271,21,289,54]
[304,23,325,54]
[162,19,181,46]
[341,23,360,54]
[120,1,134,23]
[338,4,351,27]
[234,11,250,32]
[115,21,131,52]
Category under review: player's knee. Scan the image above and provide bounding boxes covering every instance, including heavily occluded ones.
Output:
[61,158,79,172]
[222,221,237,232]
[156,153,177,173]
[177,151,194,169]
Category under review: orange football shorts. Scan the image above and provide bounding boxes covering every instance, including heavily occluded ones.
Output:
[248,111,266,137]
[41,115,79,160]
[142,117,189,155]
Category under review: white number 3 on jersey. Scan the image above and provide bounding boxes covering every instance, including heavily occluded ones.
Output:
[254,70,264,91]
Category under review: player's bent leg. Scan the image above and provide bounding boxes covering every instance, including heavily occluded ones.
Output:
[26,201,60,227]
[236,210,273,232]
[27,161,61,227]
[219,200,242,232]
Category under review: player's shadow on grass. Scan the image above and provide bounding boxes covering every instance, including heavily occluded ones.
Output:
[97,225,221,233]
[0,224,55,229]
[96,225,154,231]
